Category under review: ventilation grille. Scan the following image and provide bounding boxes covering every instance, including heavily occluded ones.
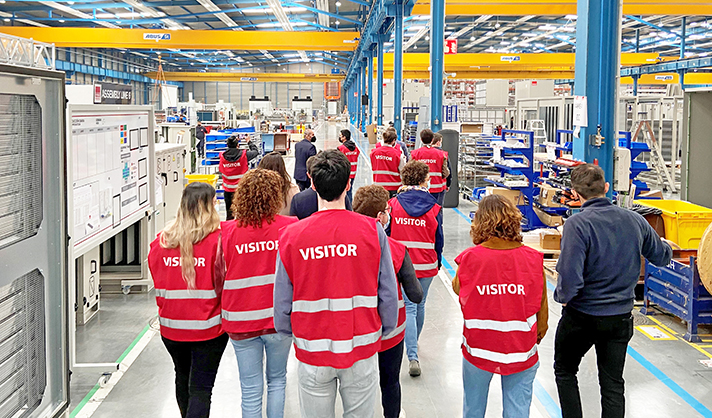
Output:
[0,270,46,418]
[0,95,43,250]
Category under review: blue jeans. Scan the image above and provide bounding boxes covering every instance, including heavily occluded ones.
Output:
[462,358,539,418]
[231,333,292,418]
[403,276,434,361]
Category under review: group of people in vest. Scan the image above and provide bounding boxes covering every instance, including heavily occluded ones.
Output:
[147,126,554,418]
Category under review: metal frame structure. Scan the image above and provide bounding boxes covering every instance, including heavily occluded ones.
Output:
[0,32,54,69]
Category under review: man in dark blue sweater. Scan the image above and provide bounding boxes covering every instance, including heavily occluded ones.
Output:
[554,164,674,418]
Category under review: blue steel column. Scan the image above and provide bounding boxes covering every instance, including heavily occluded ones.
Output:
[680,17,686,88]
[393,0,404,141]
[361,62,367,131]
[572,0,621,196]
[377,35,385,126]
[356,67,362,130]
[633,29,640,96]
[368,50,374,126]
[430,0,445,132]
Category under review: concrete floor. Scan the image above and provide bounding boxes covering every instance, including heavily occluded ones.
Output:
[69,121,712,418]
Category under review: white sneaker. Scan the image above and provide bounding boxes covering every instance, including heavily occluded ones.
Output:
[399,409,406,418]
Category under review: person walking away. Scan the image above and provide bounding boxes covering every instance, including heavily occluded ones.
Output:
[219,135,260,220]
[338,129,360,203]
[274,150,400,418]
[258,152,300,215]
[294,129,317,191]
[377,127,410,161]
[452,194,548,418]
[554,164,674,418]
[432,133,452,206]
[147,183,227,418]
[290,155,352,219]
[388,160,443,377]
[195,121,207,159]
[222,169,298,418]
[371,129,406,198]
[353,185,423,418]
[411,129,449,206]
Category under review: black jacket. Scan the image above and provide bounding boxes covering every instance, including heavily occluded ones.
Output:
[294,139,317,182]
[222,142,260,163]
[341,140,357,152]
[195,125,207,140]
[289,188,352,220]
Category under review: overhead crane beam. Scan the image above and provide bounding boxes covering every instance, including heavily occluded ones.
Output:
[411,0,712,15]
[145,71,345,83]
[0,27,360,51]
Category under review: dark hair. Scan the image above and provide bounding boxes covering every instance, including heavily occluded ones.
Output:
[401,160,429,186]
[420,129,434,144]
[383,129,397,144]
[433,132,443,145]
[232,169,284,229]
[340,129,351,141]
[258,152,292,205]
[227,135,238,148]
[310,150,351,201]
[306,155,317,176]
[353,185,390,218]
[571,164,606,199]
[470,194,522,245]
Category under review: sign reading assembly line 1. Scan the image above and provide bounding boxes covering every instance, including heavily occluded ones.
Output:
[94,82,133,105]
[143,33,171,41]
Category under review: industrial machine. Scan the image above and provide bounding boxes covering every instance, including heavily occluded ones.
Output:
[0,50,70,417]
[154,143,187,232]
[76,246,100,325]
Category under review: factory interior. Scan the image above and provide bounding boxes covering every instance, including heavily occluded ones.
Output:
[2,1,712,417]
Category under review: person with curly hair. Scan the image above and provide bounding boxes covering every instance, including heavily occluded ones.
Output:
[388,160,444,377]
[258,152,300,216]
[452,194,548,418]
[221,169,298,418]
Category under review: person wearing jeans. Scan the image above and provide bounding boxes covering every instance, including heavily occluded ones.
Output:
[221,169,300,418]
[388,160,444,377]
[452,194,549,418]
[554,164,674,418]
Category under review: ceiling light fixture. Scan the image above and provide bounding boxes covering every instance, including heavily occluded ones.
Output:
[335,1,341,6]
[59,19,65,23]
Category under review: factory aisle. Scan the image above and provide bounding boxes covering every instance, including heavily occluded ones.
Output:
[68,122,712,418]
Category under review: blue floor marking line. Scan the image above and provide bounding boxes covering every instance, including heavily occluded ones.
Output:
[451,207,471,222]
[441,257,456,277]
[627,347,712,417]
[533,379,563,418]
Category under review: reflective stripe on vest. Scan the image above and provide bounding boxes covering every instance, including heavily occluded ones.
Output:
[155,289,217,299]
[294,329,382,354]
[399,241,436,250]
[465,313,537,333]
[351,162,358,166]
[381,299,406,341]
[222,173,245,180]
[429,172,442,177]
[375,181,403,187]
[222,308,274,322]
[373,170,400,176]
[159,314,221,330]
[412,261,438,271]
[292,295,378,313]
[462,336,538,365]
[223,274,275,290]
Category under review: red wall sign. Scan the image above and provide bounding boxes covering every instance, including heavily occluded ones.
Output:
[445,39,458,54]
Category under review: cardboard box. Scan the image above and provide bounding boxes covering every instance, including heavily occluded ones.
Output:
[639,189,664,199]
[538,183,562,208]
[367,123,378,144]
[461,123,484,134]
[534,206,564,227]
[540,230,562,250]
[485,186,524,206]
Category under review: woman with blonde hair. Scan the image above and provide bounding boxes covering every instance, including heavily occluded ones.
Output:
[147,182,227,418]
[222,168,298,418]
[452,194,548,418]
[258,151,300,215]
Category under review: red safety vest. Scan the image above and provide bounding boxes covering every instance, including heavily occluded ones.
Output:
[455,245,543,375]
[380,237,407,352]
[411,146,446,193]
[370,145,402,191]
[221,215,299,334]
[376,141,403,156]
[338,144,360,180]
[219,150,248,192]
[279,210,383,369]
[388,196,440,278]
[148,230,223,342]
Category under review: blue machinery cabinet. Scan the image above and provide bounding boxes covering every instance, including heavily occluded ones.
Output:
[641,257,712,342]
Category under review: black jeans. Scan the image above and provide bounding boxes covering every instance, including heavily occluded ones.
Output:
[223,191,235,220]
[378,339,404,418]
[554,307,634,418]
[296,178,311,192]
[162,334,229,418]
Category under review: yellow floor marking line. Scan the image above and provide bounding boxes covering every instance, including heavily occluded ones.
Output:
[636,325,676,341]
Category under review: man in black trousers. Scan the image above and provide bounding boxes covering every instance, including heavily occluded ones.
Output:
[554,164,675,418]
[294,129,317,191]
